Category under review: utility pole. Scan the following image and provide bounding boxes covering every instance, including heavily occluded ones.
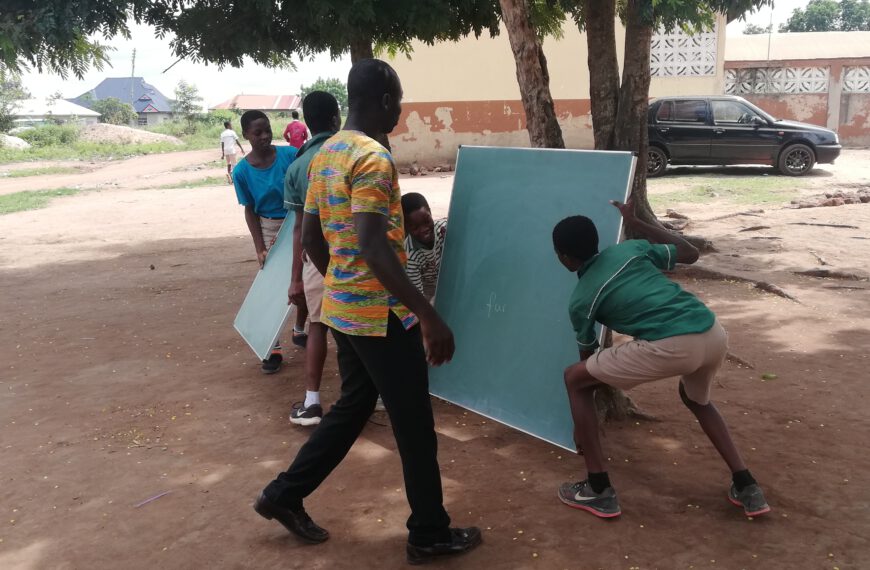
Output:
[131,48,137,104]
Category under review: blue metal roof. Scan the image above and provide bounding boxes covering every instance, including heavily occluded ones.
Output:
[69,77,173,113]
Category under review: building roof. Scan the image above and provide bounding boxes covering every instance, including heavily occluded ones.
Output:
[68,77,174,113]
[210,94,302,111]
[14,98,100,118]
[726,31,870,62]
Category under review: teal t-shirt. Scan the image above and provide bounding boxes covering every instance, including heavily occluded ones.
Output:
[233,145,296,218]
[284,131,335,210]
[569,240,715,351]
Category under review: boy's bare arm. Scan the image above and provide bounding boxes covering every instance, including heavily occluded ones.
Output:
[244,205,268,267]
[301,212,330,276]
[288,208,305,305]
[611,200,699,264]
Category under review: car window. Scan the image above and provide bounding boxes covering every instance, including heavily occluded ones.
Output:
[656,100,707,124]
[712,101,763,125]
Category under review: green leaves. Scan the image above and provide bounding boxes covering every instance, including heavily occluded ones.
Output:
[0,0,132,79]
[300,78,348,113]
[779,0,870,32]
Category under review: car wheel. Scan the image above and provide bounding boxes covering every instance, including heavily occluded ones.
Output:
[778,144,816,176]
[647,146,667,177]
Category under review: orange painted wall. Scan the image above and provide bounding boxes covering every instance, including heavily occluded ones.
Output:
[391,99,595,165]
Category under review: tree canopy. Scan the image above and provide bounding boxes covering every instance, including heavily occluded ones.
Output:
[0,0,137,79]
[300,78,348,113]
[779,0,870,32]
[90,96,138,125]
[743,22,772,34]
[0,68,30,132]
[1,1,509,77]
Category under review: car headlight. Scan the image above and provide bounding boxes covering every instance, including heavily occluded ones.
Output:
[834,133,839,145]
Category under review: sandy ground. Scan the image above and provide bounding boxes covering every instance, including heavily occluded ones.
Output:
[1,149,869,569]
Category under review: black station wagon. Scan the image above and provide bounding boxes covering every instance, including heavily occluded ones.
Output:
[647,95,841,177]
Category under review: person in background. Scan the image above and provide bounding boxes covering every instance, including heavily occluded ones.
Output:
[220,120,245,184]
[283,110,309,149]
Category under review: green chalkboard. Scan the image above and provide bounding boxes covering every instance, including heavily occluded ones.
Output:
[234,212,294,361]
[430,146,636,450]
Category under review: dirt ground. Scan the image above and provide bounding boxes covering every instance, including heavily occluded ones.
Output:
[1,149,869,569]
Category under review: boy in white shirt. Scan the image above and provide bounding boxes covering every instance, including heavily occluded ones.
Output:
[220,120,245,183]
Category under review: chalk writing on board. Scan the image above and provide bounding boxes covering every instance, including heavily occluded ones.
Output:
[486,292,506,318]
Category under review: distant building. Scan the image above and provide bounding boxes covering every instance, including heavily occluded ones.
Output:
[13,98,100,126]
[210,94,302,114]
[69,77,174,126]
[386,14,728,164]
[725,31,870,146]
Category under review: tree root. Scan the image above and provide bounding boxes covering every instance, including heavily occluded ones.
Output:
[662,219,689,231]
[679,266,799,302]
[726,351,755,369]
[682,234,716,253]
[700,209,764,222]
[794,268,868,281]
[789,222,859,229]
[809,250,829,266]
[594,384,659,423]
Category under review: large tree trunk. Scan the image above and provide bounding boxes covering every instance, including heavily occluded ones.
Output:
[579,0,657,421]
[582,0,620,150]
[499,0,565,148]
[614,0,655,225]
[349,36,374,62]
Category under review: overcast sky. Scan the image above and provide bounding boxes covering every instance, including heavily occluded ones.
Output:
[20,1,810,106]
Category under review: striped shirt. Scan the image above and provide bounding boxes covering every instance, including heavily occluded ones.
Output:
[404,218,447,300]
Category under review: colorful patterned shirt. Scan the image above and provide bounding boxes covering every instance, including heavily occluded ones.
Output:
[304,130,418,336]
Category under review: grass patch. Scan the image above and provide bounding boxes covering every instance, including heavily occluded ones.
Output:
[0,187,84,215]
[0,141,187,165]
[649,176,806,210]
[0,166,81,178]
[151,176,227,190]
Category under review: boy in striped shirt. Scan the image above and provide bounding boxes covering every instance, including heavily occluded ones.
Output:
[401,192,447,301]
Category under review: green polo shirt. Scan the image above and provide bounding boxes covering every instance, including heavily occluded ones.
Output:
[284,131,335,210]
[569,239,715,351]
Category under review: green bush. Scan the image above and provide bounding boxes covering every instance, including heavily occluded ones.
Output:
[18,124,80,147]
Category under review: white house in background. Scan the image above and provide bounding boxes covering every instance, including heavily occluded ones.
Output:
[13,98,101,126]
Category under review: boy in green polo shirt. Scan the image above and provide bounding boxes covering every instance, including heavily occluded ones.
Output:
[284,91,341,426]
[553,199,769,520]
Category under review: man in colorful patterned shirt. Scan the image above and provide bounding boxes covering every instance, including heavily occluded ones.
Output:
[255,59,481,564]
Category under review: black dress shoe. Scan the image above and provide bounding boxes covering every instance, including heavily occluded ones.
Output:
[406,527,482,565]
[253,492,329,544]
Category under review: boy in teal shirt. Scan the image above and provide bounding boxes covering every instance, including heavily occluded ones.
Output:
[234,110,305,373]
[553,200,769,520]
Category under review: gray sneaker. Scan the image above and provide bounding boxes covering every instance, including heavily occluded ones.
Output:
[558,480,621,518]
[728,483,771,517]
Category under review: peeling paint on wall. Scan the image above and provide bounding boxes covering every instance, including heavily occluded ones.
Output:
[741,94,827,125]
[391,99,595,165]
[839,93,870,146]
